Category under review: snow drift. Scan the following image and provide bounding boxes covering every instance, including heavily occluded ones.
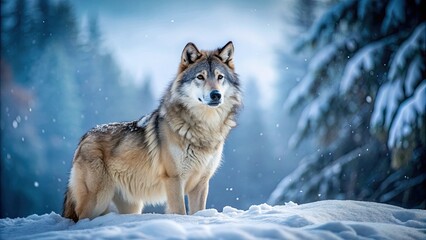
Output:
[1,200,425,239]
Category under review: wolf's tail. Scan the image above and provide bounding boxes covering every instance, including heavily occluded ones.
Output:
[63,187,78,222]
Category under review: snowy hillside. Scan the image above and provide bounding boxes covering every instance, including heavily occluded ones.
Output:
[1,200,425,240]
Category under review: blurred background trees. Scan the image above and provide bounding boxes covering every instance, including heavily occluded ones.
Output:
[1,0,154,217]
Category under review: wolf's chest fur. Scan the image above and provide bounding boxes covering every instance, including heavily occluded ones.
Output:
[168,142,221,175]
[164,102,236,148]
[161,103,230,177]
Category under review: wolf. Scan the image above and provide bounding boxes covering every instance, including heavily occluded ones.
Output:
[62,41,242,221]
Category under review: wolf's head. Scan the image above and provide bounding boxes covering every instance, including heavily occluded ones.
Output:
[172,41,240,108]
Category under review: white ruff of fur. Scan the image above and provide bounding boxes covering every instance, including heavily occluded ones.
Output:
[162,91,240,150]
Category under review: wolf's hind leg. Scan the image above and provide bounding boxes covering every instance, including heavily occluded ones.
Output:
[112,193,143,214]
[71,155,114,220]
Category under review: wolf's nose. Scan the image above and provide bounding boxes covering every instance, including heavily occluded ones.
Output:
[210,90,222,101]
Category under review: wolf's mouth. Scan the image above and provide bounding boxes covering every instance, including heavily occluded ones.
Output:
[198,97,221,107]
[207,101,221,107]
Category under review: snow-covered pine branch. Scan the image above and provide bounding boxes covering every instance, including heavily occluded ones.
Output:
[388,23,426,85]
[288,90,335,149]
[340,37,396,95]
[285,39,352,113]
[388,82,426,168]
[370,80,405,136]
[371,23,426,168]
[294,0,357,51]
[381,0,407,34]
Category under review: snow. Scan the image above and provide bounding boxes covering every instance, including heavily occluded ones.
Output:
[370,23,425,154]
[388,23,426,81]
[90,121,139,134]
[357,0,371,19]
[388,81,426,148]
[309,42,340,72]
[284,72,314,111]
[370,24,426,146]
[371,80,404,130]
[382,0,406,33]
[405,56,424,96]
[294,0,357,51]
[1,200,425,240]
[288,90,334,148]
[137,113,152,128]
[340,39,391,94]
[285,40,344,112]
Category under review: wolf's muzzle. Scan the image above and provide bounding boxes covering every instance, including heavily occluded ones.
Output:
[210,90,221,102]
[208,90,222,106]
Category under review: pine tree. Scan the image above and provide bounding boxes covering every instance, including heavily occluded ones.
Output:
[87,15,101,53]
[269,0,425,208]
[49,0,79,54]
[4,0,32,83]
[36,0,51,48]
[1,61,46,218]
[1,0,11,51]
[1,0,151,217]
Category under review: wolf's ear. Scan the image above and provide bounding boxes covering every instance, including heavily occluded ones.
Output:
[218,41,234,64]
[181,42,201,66]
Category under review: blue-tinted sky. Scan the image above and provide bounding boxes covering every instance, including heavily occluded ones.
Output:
[72,0,292,107]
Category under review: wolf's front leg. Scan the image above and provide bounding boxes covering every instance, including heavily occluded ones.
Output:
[164,176,186,214]
[188,178,209,215]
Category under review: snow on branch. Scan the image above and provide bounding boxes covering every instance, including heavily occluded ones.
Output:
[288,90,335,148]
[293,0,357,52]
[372,79,425,169]
[284,73,315,112]
[404,56,425,96]
[340,38,394,94]
[285,41,343,112]
[357,0,375,19]
[371,24,426,166]
[388,23,426,82]
[371,80,404,132]
[381,0,406,33]
[388,81,426,149]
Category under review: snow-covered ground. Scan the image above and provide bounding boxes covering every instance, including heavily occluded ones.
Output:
[1,200,425,239]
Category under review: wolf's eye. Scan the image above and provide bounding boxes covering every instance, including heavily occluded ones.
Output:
[218,75,224,80]
[197,75,204,80]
